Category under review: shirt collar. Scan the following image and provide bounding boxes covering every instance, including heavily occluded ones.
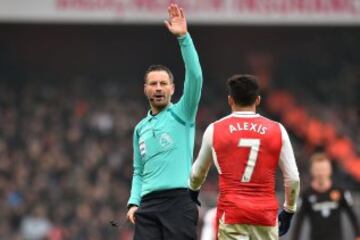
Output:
[146,103,173,119]
[231,111,260,118]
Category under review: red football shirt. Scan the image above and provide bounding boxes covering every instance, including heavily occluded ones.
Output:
[213,113,282,226]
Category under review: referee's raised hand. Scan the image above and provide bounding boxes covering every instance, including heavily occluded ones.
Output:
[164,4,187,37]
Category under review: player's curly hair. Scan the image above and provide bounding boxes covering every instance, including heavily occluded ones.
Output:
[227,74,260,106]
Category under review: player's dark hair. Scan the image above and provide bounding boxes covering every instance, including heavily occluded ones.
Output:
[144,65,174,83]
[227,74,260,106]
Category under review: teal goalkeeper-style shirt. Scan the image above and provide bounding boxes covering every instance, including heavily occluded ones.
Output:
[128,33,203,206]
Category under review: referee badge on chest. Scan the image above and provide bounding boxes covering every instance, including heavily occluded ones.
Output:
[159,132,173,149]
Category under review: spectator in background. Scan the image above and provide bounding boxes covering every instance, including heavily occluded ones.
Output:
[0,80,140,240]
[292,153,360,240]
[20,205,52,240]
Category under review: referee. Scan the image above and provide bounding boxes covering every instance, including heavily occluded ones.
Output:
[126,4,203,240]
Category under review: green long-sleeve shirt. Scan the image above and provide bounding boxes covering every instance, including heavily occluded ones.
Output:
[128,33,203,206]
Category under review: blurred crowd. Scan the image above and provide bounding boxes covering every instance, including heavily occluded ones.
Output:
[0,80,144,239]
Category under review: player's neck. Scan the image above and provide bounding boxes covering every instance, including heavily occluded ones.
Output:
[231,105,256,113]
[311,178,332,192]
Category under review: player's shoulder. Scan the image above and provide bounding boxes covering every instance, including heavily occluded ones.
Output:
[260,116,291,138]
[213,113,234,125]
[258,114,282,126]
[212,112,283,128]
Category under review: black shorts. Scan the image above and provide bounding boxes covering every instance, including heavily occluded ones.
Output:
[134,188,198,240]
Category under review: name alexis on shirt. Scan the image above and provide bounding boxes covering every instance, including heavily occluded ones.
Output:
[229,122,267,135]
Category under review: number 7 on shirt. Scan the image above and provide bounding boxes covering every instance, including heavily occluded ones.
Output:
[238,138,260,182]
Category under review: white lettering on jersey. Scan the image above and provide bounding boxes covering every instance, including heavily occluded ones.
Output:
[229,122,267,135]
[229,124,237,133]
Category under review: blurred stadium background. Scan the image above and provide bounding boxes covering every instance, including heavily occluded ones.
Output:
[0,0,359,239]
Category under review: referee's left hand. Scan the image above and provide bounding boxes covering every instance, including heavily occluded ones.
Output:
[189,189,201,206]
[126,206,138,224]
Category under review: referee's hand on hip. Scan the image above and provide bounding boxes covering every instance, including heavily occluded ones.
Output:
[127,205,139,224]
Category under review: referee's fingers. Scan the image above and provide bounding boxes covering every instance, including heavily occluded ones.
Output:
[130,213,136,224]
[127,209,136,224]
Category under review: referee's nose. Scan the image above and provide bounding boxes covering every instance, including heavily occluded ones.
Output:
[155,83,163,91]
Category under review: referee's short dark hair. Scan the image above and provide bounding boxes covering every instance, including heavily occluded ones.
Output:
[144,65,174,83]
[227,74,260,107]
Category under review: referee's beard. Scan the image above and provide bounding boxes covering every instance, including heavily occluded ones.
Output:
[148,96,171,114]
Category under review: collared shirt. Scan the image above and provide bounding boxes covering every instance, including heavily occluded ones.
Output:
[128,33,203,206]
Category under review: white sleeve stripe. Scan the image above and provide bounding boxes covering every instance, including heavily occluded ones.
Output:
[207,124,221,173]
[279,123,300,212]
[279,124,300,182]
[212,147,222,174]
[189,123,214,190]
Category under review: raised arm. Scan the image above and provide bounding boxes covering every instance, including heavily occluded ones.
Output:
[165,4,203,122]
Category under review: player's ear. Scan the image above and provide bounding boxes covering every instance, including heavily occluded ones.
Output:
[256,95,261,106]
[227,95,234,107]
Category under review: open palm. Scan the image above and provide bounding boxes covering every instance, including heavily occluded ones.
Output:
[165,4,187,37]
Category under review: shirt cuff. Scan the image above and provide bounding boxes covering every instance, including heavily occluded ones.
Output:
[177,33,191,46]
[177,32,189,40]
[127,204,139,210]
